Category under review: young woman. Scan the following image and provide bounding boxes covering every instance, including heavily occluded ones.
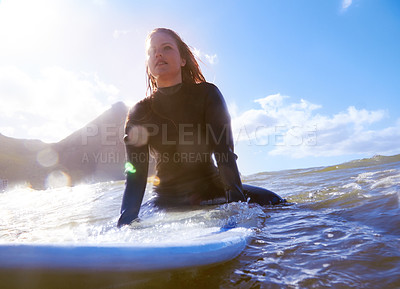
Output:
[117,28,285,227]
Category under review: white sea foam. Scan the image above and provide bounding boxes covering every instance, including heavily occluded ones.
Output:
[0,182,263,245]
[342,183,362,191]
[354,171,379,183]
[370,173,400,190]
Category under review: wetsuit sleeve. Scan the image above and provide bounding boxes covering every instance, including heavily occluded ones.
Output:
[117,104,149,227]
[205,84,246,202]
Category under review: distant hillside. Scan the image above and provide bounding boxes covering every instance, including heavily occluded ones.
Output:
[0,102,129,189]
[0,134,50,189]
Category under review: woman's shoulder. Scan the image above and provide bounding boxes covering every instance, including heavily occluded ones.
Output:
[190,81,218,89]
[127,96,152,122]
[185,82,222,96]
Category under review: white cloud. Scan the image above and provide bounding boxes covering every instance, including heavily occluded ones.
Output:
[0,66,119,142]
[113,29,129,39]
[192,47,201,59]
[232,94,320,144]
[192,47,218,65]
[205,54,218,65]
[342,0,353,11]
[231,94,399,158]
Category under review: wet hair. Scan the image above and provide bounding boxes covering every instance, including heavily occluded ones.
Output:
[146,28,206,95]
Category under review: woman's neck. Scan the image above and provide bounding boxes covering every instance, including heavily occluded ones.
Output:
[157,83,183,95]
[156,74,183,89]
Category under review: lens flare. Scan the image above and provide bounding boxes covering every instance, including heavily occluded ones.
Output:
[147,175,160,186]
[152,176,160,186]
[125,125,149,146]
[36,148,59,167]
[45,170,71,188]
[125,162,136,174]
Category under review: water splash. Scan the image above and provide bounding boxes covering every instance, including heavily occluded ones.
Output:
[0,183,264,245]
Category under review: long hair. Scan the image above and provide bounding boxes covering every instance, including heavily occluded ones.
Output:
[146,28,206,95]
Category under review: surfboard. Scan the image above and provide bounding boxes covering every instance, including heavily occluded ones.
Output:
[0,226,253,272]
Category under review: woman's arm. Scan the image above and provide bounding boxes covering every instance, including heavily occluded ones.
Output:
[117,142,149,227]
[117,103,150,227]
[205,84,246,202]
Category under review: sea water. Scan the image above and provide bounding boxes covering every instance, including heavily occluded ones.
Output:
[0,155,399,289]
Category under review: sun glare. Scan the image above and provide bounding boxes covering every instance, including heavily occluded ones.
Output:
[0,0,58,54]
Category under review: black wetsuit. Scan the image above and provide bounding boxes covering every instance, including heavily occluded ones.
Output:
[117,82,284,227]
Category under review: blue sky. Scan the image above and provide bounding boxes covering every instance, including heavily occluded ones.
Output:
[0,0,399,174]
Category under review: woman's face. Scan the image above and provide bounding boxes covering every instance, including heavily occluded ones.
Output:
[146,31,186,88]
